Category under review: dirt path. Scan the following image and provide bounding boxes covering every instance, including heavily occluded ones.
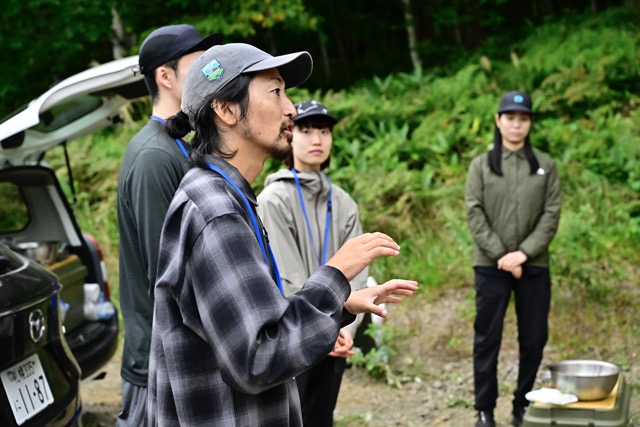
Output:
[80,288,640,426]
[79,353,514,426]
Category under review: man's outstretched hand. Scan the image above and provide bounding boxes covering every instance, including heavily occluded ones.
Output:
[326,232,401,282]
[344,279,418,318]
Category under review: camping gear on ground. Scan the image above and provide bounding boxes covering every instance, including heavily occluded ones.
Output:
[523,360,629,427]
[549,360,621,401]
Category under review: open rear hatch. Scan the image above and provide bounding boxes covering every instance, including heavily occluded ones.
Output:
[0,55,145,166]
[0,55,145,380]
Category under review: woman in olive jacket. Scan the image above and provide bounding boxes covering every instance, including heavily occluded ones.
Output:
[465,91,562,427]
[257,100,367,427]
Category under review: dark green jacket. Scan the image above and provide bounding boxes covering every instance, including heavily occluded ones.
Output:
[465,147,562,268]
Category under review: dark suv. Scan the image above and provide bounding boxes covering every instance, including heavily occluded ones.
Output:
[0,56,145,426]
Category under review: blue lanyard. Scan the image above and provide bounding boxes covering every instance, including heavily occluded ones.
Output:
[291,169,332,266]
[150,115,189,159]
[206,162,283,294]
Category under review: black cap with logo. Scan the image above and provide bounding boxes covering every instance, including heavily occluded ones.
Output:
[138,24,223,75]
[293,100,337,125]
[497,90,532,114]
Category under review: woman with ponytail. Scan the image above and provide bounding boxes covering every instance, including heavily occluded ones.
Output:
[465,91,562,427]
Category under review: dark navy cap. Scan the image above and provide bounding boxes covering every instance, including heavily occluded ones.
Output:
[139,24,223,75]
[497,90,532,114]
[293,100,337,125]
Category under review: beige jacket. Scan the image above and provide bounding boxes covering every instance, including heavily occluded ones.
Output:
[257,169,367,336]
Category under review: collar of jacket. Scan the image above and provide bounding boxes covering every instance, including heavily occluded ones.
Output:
[266,169,330,196]
[502,146,526,159]
[203,155,259,205]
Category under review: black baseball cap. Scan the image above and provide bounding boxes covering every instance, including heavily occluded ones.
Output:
[293,100,337,125]
[497,90,532,114]
[138,24,223,75]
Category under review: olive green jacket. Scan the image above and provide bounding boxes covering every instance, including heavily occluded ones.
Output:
[465,147,562,268]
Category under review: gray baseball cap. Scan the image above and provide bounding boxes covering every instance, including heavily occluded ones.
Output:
[181,43,313,127]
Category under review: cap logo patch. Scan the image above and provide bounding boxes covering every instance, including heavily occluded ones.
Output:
[514,95,524,103]
[297,105,319,115]
[202,59,224,82]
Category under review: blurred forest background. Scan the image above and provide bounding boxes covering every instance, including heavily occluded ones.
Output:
[2,0,640,116]
[1,0,639,419]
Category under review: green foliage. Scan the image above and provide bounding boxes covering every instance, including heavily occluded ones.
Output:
[1,0,115,117]
[348,323,411,387]
[303,8,639,378]
[0,183,29,232]
[174,0,318,42]
[3,1,635,119]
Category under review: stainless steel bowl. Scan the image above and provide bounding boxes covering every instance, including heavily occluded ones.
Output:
[548,360,621,401]
[14,241,61,265]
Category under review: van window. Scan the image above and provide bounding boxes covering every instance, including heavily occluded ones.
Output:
[0,182,29,232]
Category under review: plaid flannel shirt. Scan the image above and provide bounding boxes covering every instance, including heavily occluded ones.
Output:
[147,156,352,426]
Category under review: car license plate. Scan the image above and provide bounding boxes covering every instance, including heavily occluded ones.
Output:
[1,353,54,425]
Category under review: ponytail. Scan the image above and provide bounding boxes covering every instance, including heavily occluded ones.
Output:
[488,126,503,176]
[523,136,539,175]
[165,111,192,140]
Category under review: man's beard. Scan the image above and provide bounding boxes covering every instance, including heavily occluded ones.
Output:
[241,119,292,161]
[267,135,292,161]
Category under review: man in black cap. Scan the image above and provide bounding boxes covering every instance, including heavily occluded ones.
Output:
[116,24,222,426]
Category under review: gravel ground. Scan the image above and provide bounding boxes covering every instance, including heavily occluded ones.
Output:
[81,287,640,426]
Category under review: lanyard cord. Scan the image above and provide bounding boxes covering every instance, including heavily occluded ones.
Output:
[291,169,332,265]
[206,162,284,294]
[149,115,189,159]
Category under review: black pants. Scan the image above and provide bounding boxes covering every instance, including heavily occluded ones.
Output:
[473,266,551,413]
[295,355,347,427]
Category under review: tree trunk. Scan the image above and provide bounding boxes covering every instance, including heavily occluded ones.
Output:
[463,0,485,50]
[318,35,331,81]
[111,8,125,60]
[544,0,555,16]
[452,9,462,46]
[400,0,422,72]
[266,28,277,55]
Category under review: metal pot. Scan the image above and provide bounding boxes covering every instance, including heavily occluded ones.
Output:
[548,360,621,401]
[14,241,61,265]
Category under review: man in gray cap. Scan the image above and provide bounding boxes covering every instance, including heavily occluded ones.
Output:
[116,24,222,426]
[146,43,418,426]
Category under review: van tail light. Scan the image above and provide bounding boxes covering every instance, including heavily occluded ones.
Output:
[84,233,111,301]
